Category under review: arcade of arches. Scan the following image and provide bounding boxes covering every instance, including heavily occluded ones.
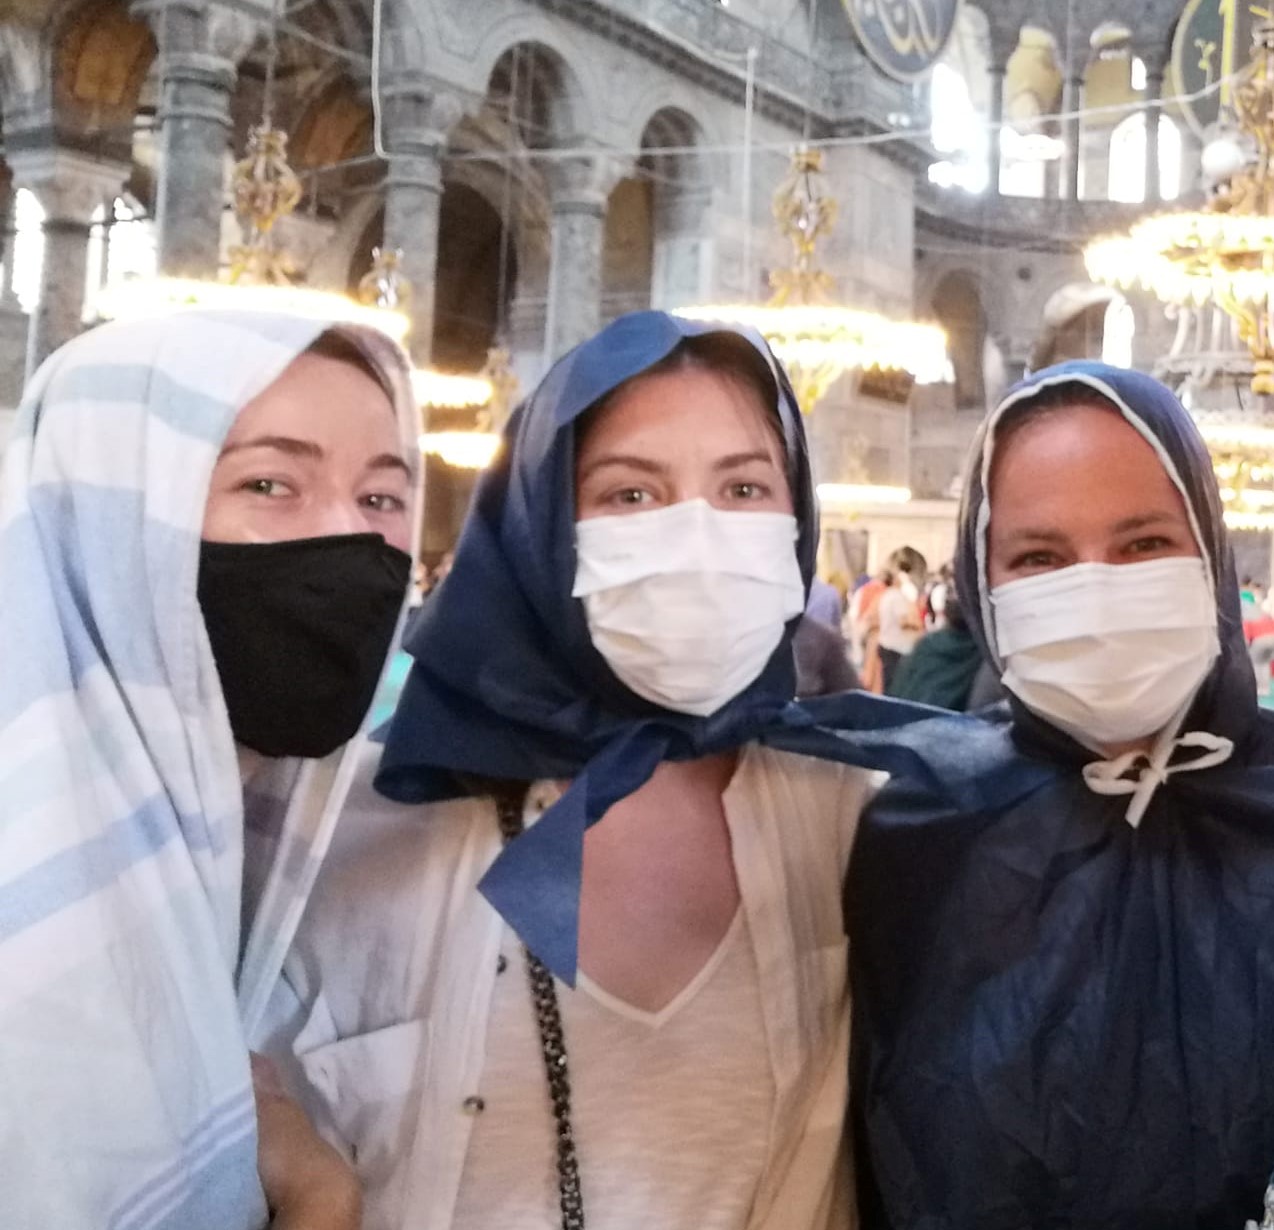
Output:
[0,0,1249,565]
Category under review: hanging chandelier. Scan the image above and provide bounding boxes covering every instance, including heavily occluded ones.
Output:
[97,0,409,343]
[1086,19,1274,530]
[416,348,520,470]
[676,147,949,413]
[98,122,409,342]
[1086,20,1274,394]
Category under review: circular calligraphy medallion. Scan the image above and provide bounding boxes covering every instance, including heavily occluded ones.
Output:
[843,0,961,82]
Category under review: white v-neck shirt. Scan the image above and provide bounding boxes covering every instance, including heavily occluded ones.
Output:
[270,741,877,1230]
[453,908,771,1230]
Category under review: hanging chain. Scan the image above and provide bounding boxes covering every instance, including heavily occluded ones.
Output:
[495,790,585,1230]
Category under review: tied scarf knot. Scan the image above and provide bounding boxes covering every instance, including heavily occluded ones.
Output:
[1082,730,1234,827]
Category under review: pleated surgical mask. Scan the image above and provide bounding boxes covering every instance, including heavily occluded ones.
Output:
[572,498,806,716]
[990,556,1220,751]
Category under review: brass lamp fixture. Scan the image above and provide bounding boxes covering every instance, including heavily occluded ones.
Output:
[677,146,948,417]
[1087,20,1274,529]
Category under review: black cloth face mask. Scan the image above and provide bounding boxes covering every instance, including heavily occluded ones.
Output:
[198,533,412,758]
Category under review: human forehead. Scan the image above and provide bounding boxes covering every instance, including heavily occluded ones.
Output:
[576,365,782,456]
[988,400,1193,529]
[224,350,399,443]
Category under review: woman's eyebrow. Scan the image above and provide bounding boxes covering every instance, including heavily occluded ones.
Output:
[577,454,668,482]
[367,453,412,477]
[219,435,323,460]
[997,527,1069,547]
[1110,511,1183,534]
[712,450,779,471]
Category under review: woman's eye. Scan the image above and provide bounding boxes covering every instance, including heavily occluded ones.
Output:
[728,481,769,501]
[361,492,407,513]
[1126,535,1172,555]
[1009,550,1059,570]
[610,488,651,506]
[239,478,289,498]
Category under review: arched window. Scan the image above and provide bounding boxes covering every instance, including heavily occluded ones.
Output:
[11,188,45,313]
[1101,295,1135,368]
[928,62,989,194]
[84,196,158,322]
[1108,111,1182,202]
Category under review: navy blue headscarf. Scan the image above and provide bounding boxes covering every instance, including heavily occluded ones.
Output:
[377,311,1041,979]
[849,362,1274,1230]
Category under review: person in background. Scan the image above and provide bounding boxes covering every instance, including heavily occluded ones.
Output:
[924,561,954,629]
[887,589,984,710]
[875,547,926,693]
[0,311,419,1230]
[793,614,860,697]
[848,566,891,692]
[805,574,843,628]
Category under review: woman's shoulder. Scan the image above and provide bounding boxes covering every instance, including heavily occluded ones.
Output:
[736,741,883,855]
[313,742,499,912]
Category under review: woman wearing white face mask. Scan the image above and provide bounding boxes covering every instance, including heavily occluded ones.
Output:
[849,361,1274,1230]
[260,311,1006,1230]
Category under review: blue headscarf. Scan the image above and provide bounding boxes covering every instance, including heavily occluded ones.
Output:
[850,361,1274,1230]
[378,311,1041,979]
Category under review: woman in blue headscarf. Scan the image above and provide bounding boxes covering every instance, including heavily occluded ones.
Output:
[274,311,1028,1230]
[849,361,1274,1229]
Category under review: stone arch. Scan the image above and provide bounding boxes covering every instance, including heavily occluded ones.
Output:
[50,0,155,156]
[1032,281,1118,368]
[480,40,586,150]
[289,70,374,215]
[637,106,712,310]
[474,25,595,144]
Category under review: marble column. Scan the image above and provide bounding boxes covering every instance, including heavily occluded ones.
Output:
[0,172,18,308]
[134,1,245,279]
[544,153,617,363]
[9,149,126,376]
[987,59,1008,196]
[1143,58,1166,205]
[378,73,458,366]
[1061,72,1083,199]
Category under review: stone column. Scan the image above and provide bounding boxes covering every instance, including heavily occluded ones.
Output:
[9,149,126,375]
[134,1,248,279]
[651,183,712,310]
[1142,56,1166,205]
[1061,72,1083,199]
[0,170,18,308]
[378,74,458,366]
[987,61,1007,196]
[544,152,619,363]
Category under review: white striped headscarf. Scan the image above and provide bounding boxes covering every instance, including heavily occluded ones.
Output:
[0,309,420,1230]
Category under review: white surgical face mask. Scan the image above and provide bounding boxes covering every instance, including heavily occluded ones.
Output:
[572,498,806,716]
[991,556,1220,751]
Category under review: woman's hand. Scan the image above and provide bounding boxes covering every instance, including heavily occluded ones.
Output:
[252,1053,362,1230]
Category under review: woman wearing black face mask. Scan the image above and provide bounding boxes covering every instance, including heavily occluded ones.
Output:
[0,311,418,1230]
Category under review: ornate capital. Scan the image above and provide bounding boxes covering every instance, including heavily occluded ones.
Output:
[379,72,463,158]
[131,0,258,65]
[545,147,628,210]
[7,149,129,223]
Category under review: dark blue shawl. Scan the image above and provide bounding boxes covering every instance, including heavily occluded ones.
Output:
[849,361,1274,1229]
[376,311,1042,979]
